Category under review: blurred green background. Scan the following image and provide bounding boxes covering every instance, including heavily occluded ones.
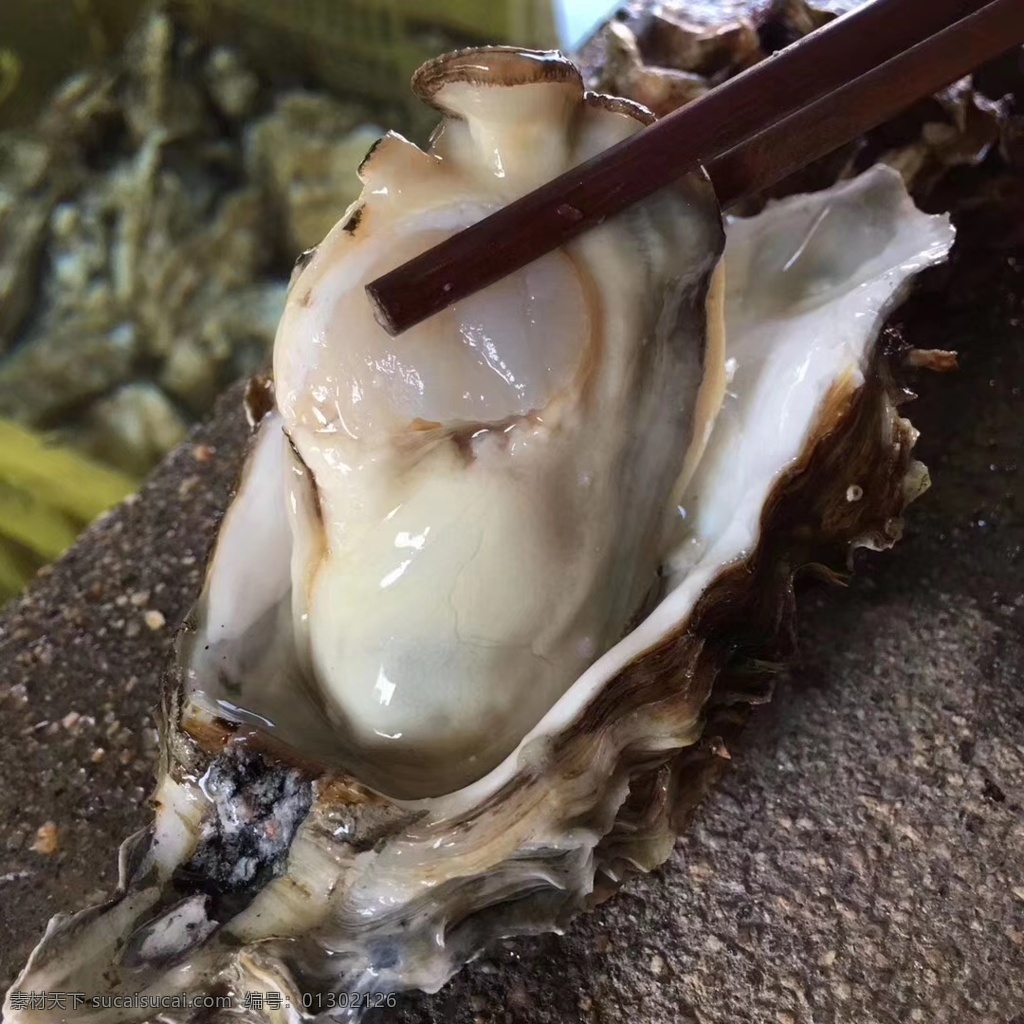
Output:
[0,0,620,130]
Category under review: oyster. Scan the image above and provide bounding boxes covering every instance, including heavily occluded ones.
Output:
[4,47,953,1023]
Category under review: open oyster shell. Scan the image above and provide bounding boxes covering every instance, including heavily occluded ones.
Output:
[587,0,1020,203]
[4,47,953,1024]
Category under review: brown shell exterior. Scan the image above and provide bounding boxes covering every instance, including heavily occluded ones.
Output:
[592,348,922,887]
[582,0,1021,204]
[412,47,583,111]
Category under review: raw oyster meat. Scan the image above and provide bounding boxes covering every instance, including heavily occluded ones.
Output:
[188,47,726,802]
[5,47,953,1023]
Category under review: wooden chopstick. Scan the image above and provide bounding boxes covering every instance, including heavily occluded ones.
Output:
[708,0,1024,204]
[367,0,1024,336]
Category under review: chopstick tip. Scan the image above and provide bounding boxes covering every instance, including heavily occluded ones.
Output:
[366,280,401,338]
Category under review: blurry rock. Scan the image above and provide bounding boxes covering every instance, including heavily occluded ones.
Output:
[635,11,761,78]
[36,71,122,158]
[247,93,382,254]
[161,283,286,412]
[873,82,1010,195]
[763,0,835,46]
[201,282,287,379]
[0,136,53,351]
[121,12,208,145]
[83,383,188,475]
[594,20,706,119]
[0,321,138,424]
[0,201,49,353]
[132,185,271,360]
[0,123,272,437]
[203,47,260,121]
[46,193,118,319]
[0,132,51,191]
[0,7,385,474]
[159,337,216,412]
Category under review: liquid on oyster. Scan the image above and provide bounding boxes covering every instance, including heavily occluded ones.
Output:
[185,50,725,799]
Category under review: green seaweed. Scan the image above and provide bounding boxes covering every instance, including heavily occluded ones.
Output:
[0,538,25,597]
[0,419,137,602]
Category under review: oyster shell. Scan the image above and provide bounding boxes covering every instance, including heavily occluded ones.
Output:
[4,47,953,1024]
[586,0,1020,203]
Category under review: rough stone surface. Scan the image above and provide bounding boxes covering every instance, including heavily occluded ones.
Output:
[1,197,1022,1024]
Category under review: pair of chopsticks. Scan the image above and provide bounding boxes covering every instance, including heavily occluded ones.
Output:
[368,0,1024,337]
